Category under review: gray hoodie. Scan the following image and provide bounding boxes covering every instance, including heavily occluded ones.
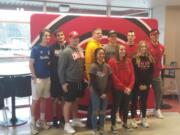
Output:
[58,46,84,85]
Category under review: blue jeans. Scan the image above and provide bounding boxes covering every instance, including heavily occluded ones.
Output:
[91,91,108,130]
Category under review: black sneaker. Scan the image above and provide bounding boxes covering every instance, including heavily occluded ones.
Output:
[122,124,133,132]
[53,117,59,128]
[59,117,65,127]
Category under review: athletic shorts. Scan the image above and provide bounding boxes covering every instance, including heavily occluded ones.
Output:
[63,81,84,102]
[31,77,51,100]
[50,75,63,99]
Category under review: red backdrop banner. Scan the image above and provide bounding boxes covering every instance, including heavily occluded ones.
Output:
[31,13,156,120]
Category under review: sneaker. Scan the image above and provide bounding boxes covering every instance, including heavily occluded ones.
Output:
[111,125,118,134]
[154,109,164,119]
[30,124,39,135]
[36,120,50,129]
[131,119,138,128]
[141,118,149,128]
[122,124,133,132]
[90,130,99,135]
[71,119,85,127]
[59,117,65,127]
[99,128,104,135]
[53,117,59,128]
[64,123,76,134]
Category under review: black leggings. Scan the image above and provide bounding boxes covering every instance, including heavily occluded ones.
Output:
[111,90,130,126]
[131,84,149,118]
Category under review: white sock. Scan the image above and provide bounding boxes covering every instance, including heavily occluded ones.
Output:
[31,116,35,125]
[40,113,45,121]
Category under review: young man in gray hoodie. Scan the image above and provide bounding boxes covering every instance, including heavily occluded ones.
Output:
[58,31,85,134]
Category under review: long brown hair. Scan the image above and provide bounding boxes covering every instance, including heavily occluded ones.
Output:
[94,47,105,64]
[115,44,127,63]
[135,40,154,63]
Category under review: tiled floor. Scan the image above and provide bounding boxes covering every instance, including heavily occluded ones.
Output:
[0,97,180,135]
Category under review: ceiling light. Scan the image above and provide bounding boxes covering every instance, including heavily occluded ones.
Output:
[59,4,70,12]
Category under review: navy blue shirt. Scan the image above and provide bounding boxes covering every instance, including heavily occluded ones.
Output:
[30,44,51,78]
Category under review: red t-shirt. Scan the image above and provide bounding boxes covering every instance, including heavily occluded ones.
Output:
[148,41,164,77]
[108,58,135,91]
[125,43,138,59]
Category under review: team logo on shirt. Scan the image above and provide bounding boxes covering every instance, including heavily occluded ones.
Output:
[39,50,50,60]
[54,49,62,56]
[138,61,150,69]
[40,56,49,60]
[97,71,106,77]
[72,51,84,60]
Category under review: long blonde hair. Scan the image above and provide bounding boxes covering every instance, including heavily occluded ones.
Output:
[135,40,154,63]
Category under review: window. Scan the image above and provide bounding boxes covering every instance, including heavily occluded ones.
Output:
[0,22,30,58]
[0,10,32,58]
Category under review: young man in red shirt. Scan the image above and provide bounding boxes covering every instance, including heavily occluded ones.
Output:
[148,29,164,119]
[125,30,138,59]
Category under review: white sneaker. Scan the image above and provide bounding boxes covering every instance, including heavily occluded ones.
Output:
[99,128,104,135]
[131,118,138,128]
[36,120,50,129]
[141,118,149,128]
[154,109,164,119]
[90,130,99,135]
[71,119,85,127]
[30,124,39,135]
[111,125,118,134]
[64,123,76,134]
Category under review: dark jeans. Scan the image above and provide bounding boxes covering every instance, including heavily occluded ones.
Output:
[131,84,149,118]
[111,90,130,126]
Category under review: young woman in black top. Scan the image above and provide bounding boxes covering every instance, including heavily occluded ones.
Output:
[130,40,154,128]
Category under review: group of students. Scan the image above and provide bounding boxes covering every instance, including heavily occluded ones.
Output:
[29,27,164,135]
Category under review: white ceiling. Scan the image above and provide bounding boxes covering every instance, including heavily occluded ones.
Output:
[0,0,180,16]
[1,0,180,9]
[29,0,180,8]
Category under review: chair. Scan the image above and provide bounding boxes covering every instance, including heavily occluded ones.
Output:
[163,61,180,102]
[0,77,12,122]
[14,75,31,97]
[13,75,32,108]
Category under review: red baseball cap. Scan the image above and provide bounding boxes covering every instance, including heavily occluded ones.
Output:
[69,31,79,39]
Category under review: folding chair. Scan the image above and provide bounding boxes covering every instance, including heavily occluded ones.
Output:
[163,61,180,102]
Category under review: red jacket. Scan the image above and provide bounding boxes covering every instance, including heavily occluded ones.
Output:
[108,58,135,91]
[148,41,164,78]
